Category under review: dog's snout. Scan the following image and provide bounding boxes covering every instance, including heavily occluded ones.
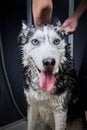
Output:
[43,58,55,70]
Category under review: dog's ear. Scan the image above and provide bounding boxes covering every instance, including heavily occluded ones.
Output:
[53,19,68,39]
[18,21,34,44]
[58,29,67,39]
[52,18,61,26]
[56,20,61,27]
[22,20,27,30]
[18,21,28,44]
[54,26,67,40]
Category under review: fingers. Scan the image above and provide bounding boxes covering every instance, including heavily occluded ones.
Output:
[62,19,74,33]
[62,26,76,34]
[62,20,70,29]
[62,16,78,33]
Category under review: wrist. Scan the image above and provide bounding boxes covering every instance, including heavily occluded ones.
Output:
[73,11,82,21]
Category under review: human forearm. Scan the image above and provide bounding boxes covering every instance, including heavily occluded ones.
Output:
[74,0,87,20]
[32,0,53,26]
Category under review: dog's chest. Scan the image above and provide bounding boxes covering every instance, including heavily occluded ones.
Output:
[38,99,54,124]
[38,93,66,111]
[36,92,67,125]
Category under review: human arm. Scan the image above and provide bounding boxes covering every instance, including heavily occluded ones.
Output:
[32,0,53,26]
[62,0,87,33]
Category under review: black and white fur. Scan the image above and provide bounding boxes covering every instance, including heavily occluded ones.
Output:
[19,22,77,130]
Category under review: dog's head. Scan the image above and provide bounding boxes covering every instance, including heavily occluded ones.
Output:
[19,21,73,93]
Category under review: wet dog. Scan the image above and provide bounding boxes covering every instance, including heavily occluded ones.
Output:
[19,21,78,130]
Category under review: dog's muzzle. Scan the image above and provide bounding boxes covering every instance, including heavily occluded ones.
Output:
[39,58,56,92]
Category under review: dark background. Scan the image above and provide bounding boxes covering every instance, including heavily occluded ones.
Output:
[0,0,27,126]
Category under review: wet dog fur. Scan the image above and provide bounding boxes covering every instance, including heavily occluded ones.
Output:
[19,21,84,130]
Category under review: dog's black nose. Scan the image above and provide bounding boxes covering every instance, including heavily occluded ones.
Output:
[43,58,55,70]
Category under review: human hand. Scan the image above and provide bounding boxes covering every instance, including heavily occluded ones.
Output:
[62,15,79,33]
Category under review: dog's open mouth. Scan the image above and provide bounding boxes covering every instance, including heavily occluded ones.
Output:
[28,58,56,92]
[39,71,55,92]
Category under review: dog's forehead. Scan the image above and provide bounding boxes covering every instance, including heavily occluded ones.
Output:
[32,25,60,39]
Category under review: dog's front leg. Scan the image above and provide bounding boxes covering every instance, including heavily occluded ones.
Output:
[54,110,67,130]
[27,105,38,130]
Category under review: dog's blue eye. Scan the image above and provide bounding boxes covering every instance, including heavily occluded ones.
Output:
[53,39,60,45]
[31,39,39,45]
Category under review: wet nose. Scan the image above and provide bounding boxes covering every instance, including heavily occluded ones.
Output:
[43,58,55,69]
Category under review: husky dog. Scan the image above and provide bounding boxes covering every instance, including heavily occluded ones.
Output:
[19,21,77,130]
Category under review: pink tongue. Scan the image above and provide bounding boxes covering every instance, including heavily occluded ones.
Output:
[39,71,55,92]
